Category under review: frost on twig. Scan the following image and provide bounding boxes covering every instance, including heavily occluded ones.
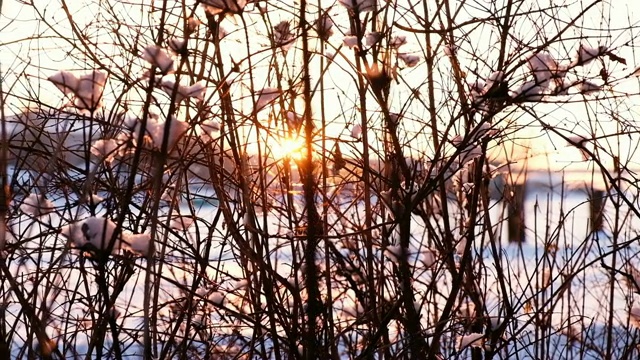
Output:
[511,45,612,101]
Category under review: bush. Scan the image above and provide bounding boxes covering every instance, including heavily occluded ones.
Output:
[1,0,640,359]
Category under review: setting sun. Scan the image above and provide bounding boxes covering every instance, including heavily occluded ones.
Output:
[270,136,306,161]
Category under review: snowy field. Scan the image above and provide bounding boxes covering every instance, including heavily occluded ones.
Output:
[4,170,640,359]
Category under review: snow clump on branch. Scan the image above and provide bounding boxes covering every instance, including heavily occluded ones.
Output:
[60,216,152,256]
[338,0,376,12]
[20,193,54,217]
[48,70,108,110]
[273,21,296,52]
[201,0,247,16]
[141,45,175,74]
[316,13,334,41]
[159,77,207,103]
[60,217,123,254]
[572,43,607,67]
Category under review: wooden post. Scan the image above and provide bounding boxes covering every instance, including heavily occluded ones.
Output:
[588,189,605,233]
[508,183,526,242]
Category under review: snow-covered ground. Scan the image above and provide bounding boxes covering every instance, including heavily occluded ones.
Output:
[5,172,640,358]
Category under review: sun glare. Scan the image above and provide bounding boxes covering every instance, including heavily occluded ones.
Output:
[271,136,306,161]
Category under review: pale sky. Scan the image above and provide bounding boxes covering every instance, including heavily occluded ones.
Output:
[2,0,640,177]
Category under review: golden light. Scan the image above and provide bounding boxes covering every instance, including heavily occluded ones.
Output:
[270,136,306,161]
